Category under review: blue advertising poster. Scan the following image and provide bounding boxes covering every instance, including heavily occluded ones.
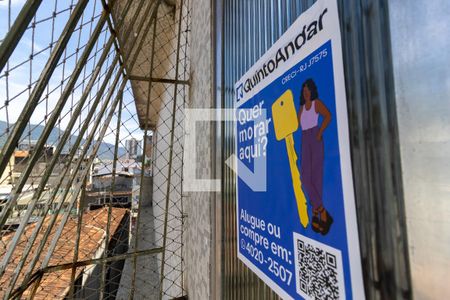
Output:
[234,1,365,299]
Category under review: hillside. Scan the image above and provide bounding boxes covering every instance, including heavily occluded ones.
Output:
[0,121,125,160]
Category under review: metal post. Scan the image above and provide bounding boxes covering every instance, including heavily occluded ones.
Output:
[48,247,164,272]
[159,1,185,298]
[0,0,89,179]
[10,248,165,299]
[99,92,123,299]
[0,38,117,278]
[0,1,191,298]
[0,0,142,278]
[129,6,160,299]
[0,0,43,73]
[2,69,123,296]
[15,0,161,291]
[40,78,128,270]
[17,70,124,291]
[4,75,125,298]
[67,176,87,299]
[5,0,159,285]
[26,275,41,300]
[0,6,111,231]
[180,4,190,295]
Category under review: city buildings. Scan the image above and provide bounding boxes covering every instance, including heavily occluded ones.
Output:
[125,138,140,160]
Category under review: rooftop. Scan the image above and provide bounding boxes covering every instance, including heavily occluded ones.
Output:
[0,207,127,299]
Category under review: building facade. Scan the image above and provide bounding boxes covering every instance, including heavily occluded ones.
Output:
[184,0,450,299]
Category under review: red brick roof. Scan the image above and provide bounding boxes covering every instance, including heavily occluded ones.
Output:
[0,207,127,299]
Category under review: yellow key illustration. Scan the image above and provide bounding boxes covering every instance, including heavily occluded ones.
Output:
[272,89,309,228]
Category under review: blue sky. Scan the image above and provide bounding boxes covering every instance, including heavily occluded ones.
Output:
[0,0,143,145]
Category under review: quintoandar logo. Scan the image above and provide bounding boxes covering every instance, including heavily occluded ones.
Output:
[236,83,244,102]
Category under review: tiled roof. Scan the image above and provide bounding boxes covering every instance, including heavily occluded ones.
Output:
[14,151,29,158]
[0,207,127,299]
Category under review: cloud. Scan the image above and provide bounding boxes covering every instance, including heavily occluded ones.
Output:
[0,0,27,8]
[20,37,47,55]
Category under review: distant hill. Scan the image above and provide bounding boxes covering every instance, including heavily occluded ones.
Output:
[0,120,126,160]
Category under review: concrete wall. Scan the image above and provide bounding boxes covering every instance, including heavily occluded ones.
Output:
[113,1,214,298]
[184,0,214,299]
[112,1,187,298]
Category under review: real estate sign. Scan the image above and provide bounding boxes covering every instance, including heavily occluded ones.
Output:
[234,0,365,299]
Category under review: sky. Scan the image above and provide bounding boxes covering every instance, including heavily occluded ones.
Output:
[0,0,143,145]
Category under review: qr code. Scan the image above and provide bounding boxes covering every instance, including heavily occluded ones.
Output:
[293,233,345,300]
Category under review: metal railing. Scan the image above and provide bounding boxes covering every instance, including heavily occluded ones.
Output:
[0,0,190,299]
